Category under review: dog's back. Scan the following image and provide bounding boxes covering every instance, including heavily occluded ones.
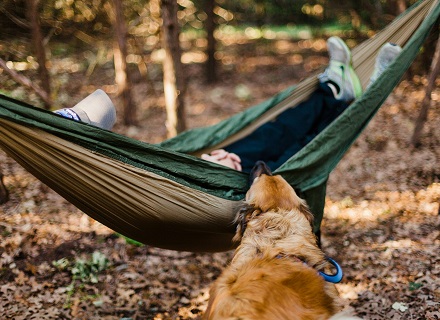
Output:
[204,162,361,320]
[205,254,337,319]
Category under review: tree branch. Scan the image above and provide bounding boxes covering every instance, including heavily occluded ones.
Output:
[0,57,51,105]
[0,7,31,29]
[0,171,9,205]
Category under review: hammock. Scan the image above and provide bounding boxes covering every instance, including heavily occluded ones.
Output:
[1,0,439,252]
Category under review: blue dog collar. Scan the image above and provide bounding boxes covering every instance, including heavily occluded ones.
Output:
[318,257,343,283]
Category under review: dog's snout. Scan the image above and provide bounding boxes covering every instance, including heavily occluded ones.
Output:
[249,161,272,184]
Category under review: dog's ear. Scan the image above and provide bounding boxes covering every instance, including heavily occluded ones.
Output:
[233,204,260,243]
[299,200,315,228]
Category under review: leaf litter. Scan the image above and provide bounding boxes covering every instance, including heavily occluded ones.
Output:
[1,45,439,319]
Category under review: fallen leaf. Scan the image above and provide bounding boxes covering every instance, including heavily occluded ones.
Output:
[392,302,408,312]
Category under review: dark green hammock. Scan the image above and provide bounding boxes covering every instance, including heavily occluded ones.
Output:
[0,0,439,252]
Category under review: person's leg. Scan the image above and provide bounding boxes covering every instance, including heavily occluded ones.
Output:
[318,36,363,103]
[225,121,286,172]
[265,83,350,170]
[204,37,403,171]
[205,37,359,172]
[224,84,340,172]
[263,37,365,170]
[279,41,402,161]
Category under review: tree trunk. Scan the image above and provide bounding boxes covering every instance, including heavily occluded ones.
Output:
[373,0,384,27]
[411,33,440,147]
[350,0,380,29]
[407,23,439,78]
[393,0,407,15]
[205,0,217,83]
[27,0,51,109]
[112,0,136,126]
[161,0,187,138]
[0,171,9,205]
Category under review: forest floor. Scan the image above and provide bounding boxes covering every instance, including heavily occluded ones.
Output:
[0,35,439,319]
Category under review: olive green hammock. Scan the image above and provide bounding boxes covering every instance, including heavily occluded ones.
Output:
[0,0,439,252]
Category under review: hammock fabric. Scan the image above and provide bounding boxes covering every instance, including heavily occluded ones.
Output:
[0,0,439,252]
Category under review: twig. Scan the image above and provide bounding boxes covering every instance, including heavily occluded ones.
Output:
[0,172,9,205]
[0,57,51,105]
[0,7,30,29]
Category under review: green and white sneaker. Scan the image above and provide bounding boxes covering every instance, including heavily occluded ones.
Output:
[368,43,403,87]
[318,36,363,102]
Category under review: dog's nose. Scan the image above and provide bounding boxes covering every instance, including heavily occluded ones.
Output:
[249,161,272,184]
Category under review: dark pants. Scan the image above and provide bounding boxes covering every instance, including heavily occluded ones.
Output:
[225,83,350,172]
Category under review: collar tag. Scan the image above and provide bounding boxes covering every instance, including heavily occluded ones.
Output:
[318,257,343,283]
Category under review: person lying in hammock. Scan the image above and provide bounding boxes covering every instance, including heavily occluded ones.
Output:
[55,36,401,173]
[201,37,402,172]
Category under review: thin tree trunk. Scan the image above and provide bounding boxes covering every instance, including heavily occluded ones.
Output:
[411,34,440,147]
[112,0,136,126]
[351,0,379,29]
[205,0,217,83]
[373,0,384,26]
[0,171,9,205]
[161,0,186,137]
[393,0,407,15]
[28,0,51,109]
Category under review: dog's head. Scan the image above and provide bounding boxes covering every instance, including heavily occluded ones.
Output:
[247,161,306,213]
[234,161,314,242]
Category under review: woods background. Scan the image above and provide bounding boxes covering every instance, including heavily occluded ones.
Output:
[0,0,430,133]
[0,0,439,319]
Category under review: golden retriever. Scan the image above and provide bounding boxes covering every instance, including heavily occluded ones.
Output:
[204,161,360,320]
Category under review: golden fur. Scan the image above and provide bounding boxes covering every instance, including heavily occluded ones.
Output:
[204,163,360,320]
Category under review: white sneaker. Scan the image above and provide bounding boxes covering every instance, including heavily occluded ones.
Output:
[318,36,363,102]
[326,36,352,65]
[369,43,403,86]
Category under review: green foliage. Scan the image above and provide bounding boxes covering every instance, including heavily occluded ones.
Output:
[71,251,109,283]
[53,251,109,283]
[409,282,423,291]
[52,257,70,271]
[234,84,253,101]
[116,233,144,247]
[53,251,109,308]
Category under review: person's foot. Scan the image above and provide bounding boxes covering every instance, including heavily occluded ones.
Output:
[368,43,403,86]
[318,36,363,102]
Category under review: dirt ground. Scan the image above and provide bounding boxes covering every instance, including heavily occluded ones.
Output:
[0,37,439,319]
